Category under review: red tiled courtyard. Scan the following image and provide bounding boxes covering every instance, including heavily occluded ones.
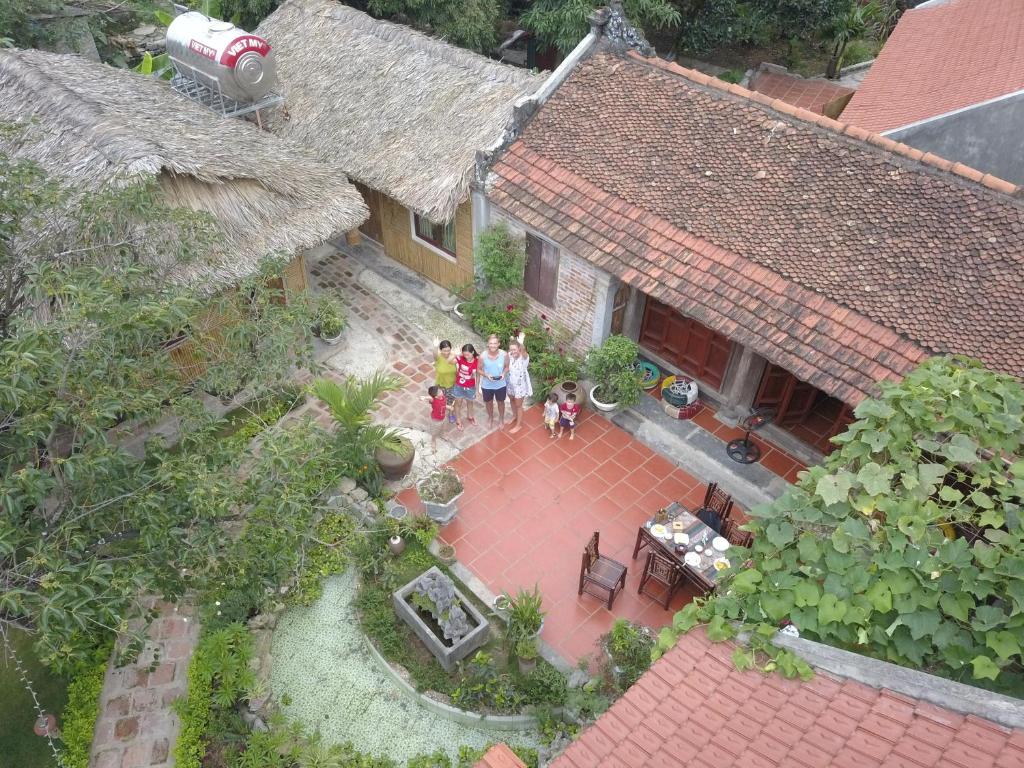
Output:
[400,406,748,664]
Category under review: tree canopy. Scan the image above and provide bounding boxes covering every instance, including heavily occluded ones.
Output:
[0,152,332,670]
[661,357,1024,694]
[521,0,680,54]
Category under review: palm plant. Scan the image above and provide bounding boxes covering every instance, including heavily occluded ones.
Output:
[312,373,405,495]
[826,1,881,78]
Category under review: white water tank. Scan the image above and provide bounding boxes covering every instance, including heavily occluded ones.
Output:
[165,11,276,103]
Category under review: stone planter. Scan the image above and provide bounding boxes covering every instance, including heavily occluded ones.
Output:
[555,380,579,402]
[389,535,406,556]
[452,303,467,319]
[320,329,344,345]
[418,483,463,525]
[393,567,490,672]
[376,438,415,481]
[438,544,456,564]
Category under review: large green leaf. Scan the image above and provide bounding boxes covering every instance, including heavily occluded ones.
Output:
[730,568,763,595]
[939,592,973,623]
[816,472,854,506]
[970,655,1001,681]
[865,581,892,613]
[794,580,821,607]
[986,631,1021,660]
[760,590,795,621]
[902,609,941,640]
[857,462,894,496]
[765,521,795,548]
[818,593,848,625]
[945,434,979,464]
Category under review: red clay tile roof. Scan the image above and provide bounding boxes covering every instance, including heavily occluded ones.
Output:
[749,68,853,117]
[843,0,1024,134]
[472,743,527,768]
[488,48,1024,399]
[550,629,1024,768]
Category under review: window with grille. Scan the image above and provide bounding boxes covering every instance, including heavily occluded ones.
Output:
[412,213,457,257]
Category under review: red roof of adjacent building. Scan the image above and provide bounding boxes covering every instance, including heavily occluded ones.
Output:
[488,47,1024,402]
[843,0,1024,133]
[551,629,1024,768]
[749,67,854,117]
[473,744,528,768]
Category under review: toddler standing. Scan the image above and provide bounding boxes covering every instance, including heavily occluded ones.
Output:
[424,385,452,446]
[558,392,581,441]
[543,392,560,438]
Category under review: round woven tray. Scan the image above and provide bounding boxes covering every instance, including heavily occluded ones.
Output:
[663,400,702,420]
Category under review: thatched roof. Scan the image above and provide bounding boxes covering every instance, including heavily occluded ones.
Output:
[0,48,368,290]
[257,0,545,223]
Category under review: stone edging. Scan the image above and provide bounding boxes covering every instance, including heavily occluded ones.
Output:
[359,632,549,732]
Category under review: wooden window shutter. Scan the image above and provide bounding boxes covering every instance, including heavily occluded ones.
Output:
[524,233,558,307]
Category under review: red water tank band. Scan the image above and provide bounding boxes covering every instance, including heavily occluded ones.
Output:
[219,35,270,67]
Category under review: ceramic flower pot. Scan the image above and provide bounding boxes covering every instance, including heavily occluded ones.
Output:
[376,438,415,481]
[589,385,618,412]
[388,535,406,556]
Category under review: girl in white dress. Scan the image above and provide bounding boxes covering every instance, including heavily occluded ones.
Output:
[506,332,532,434]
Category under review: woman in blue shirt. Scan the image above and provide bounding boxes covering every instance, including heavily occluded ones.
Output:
[479,333,510,430]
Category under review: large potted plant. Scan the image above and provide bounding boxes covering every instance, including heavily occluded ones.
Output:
[313,296,346,345]
[504,585,545,650]
[417,466,464,524]
[312,373,406,497]
[374,434,415,481]
[586,335,643,412]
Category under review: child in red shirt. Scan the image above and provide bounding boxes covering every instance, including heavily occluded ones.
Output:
[451,343,479,429]
[558,392,581,441]
[424,385,452,446]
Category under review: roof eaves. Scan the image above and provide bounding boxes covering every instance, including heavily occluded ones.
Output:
[624,51,1023,199]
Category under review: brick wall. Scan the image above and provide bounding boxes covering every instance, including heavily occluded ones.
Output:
[489,206,602,357]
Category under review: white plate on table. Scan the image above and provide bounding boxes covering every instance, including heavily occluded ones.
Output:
[651,524,669,539]
[684,552,701,567]
[713,557,731,571]
[712,536,731,552]
[674,532,689,545]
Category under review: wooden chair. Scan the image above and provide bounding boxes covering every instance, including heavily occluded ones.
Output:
[579,532,627,610]
[696,482,734,534]
[631,526,658,560]
[722,517,753,548]
[638,551,685,609]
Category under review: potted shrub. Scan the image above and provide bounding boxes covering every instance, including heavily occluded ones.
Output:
[418,467,464,524]
[375,434,416,480]
[505,586,545,648]
[532,350,582,401]
[602,619,654,691]
[313,296,345,344]
[516,638,539,675]
[437,542,457,564]
[586,335,643,411]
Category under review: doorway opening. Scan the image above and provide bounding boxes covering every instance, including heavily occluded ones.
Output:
[753,363,854,453]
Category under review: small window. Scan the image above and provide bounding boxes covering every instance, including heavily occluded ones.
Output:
[413,213,457,257]
[524,233,559,307]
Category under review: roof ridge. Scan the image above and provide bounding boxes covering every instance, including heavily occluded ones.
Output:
[625,50,1021,198]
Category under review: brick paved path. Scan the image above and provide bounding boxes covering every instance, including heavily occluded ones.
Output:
[90,600,200,768]
[307,245,503,461]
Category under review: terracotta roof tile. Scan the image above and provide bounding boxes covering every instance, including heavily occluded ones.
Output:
[843,0,1024,133]
[489,49,1024,391]
[472,743,527,768]
[549,629,1024,768]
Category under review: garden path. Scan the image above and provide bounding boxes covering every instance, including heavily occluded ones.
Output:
[90,599,200,768]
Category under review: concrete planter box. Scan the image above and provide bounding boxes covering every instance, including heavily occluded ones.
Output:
[392,567,489,672]
[418,482,464,524]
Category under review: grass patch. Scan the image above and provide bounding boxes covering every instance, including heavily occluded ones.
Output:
[0,629,68,768]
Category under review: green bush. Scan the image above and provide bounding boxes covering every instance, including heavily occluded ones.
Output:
[476,223,526,292]
[842,37,879,66]
[517,661,568,707]
[585,335,643,407]
[292,513,357,605]
[59,655,109,768]
[603,619,653,691]
[451,651,523,712]
[173,624,255,768]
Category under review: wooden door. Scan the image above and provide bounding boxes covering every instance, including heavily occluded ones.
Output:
[638,298,733,389]
[778,379,818,428]
[609,282,629,336]
[753,363,791,411]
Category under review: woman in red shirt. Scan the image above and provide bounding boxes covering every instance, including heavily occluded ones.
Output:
[451,343,479,429]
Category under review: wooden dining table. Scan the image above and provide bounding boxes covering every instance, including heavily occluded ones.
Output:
[632,501,730,592]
